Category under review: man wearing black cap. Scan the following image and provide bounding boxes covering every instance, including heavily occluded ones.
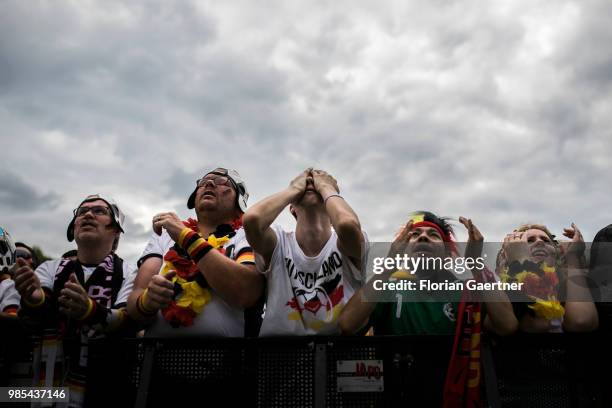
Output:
[12,194,137,407]
[127,167,262,336]
[243,168,367,335]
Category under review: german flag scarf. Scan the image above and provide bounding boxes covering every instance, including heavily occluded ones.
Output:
[443,287,483,408]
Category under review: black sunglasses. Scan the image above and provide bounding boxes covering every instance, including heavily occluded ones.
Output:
[15,249,32,260]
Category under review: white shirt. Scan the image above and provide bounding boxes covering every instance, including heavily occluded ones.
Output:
[257,225,368,336]
[36,258,137,307]
[0,279,20,311]
[140,228,254,337]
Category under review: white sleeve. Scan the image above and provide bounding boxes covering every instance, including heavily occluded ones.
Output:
[114,262,138,307]
[254,224,284,276]
[0,279,20,311]
[230,228,255,264]
[35,260,58,290]
[137,231,170,267]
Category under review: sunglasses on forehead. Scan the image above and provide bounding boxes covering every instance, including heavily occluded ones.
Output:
[15,249,32,260]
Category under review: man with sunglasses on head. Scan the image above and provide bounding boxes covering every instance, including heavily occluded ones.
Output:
[243,168,367,336]
[127,168,263,337]
[12,194,137,407]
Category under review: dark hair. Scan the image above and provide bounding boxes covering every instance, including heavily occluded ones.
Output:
[410,211,455,238]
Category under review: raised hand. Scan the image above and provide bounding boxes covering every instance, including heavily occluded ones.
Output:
[59,274,91,319]
[142,270,176,311]
[386,220,414,265]
[502,231,529,264]
[288,168,313,200]
[459,216,484,261]
[312,169,339,198]
[561,222,585,263]
[153,212,185,241]
[12,258,44,305]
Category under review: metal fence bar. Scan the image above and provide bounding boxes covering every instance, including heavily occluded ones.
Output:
[134,341,156,408]
[314,343,327,408]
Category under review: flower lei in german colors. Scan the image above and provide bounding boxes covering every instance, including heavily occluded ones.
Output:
[500,261,564,320]
[161,217,242,328]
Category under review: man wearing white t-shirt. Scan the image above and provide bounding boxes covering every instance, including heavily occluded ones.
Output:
[127,168,262,337]
[12,194,137,407]
[243,168,367,336]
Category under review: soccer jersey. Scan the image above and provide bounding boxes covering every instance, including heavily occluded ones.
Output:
[371,300,458,335]
[139,227,255,337]
[36,258,136,308]
[258,225,367,336]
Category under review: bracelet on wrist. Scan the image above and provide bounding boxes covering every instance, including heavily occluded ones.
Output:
[77,297,96,321]
[136,289,157,316]
[323,193,343,205]
[24,290,46,307]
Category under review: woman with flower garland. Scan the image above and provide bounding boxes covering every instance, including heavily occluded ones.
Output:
[498,223,598,332]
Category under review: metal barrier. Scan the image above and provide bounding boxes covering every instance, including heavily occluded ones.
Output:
[2,326,611,407]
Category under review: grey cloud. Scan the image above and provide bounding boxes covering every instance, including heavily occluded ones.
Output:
[1,0,611,261]
[0,170,60,211]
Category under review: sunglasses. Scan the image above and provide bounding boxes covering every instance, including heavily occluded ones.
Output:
[15,249,32,260]
[74,205,112,218]
[196,175,232,188]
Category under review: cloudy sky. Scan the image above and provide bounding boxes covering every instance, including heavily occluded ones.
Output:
[1,0,611,264]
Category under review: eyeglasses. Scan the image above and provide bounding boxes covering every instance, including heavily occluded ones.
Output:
[196,175,231,188]
[15,249,32,260]
[74,205,112,218]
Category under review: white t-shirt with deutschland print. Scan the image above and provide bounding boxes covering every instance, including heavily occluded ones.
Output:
[257,225,367,336]
[139,227,255,337]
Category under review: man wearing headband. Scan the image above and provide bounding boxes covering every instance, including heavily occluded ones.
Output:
[127,167,262,337]
[12,194,137,407]
[338,212,517,406]
[243,168,367,335]
[339,211,516,336]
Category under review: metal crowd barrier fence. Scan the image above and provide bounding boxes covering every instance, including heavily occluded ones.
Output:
[2,325,611,407]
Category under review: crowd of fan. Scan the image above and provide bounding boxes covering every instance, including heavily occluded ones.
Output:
[1,167,611,407]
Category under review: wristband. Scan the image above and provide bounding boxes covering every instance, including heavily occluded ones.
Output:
[178,228,215,263]
[178,227,192,248]
[23,289,46,307]
[136,289,157,316]
[188,238,214,264]
[324,194,343,205]
[78,297,96,321]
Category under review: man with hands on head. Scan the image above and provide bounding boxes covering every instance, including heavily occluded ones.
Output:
[127,168,262,336]
[12,194,137,407]
[243,168,367,336]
